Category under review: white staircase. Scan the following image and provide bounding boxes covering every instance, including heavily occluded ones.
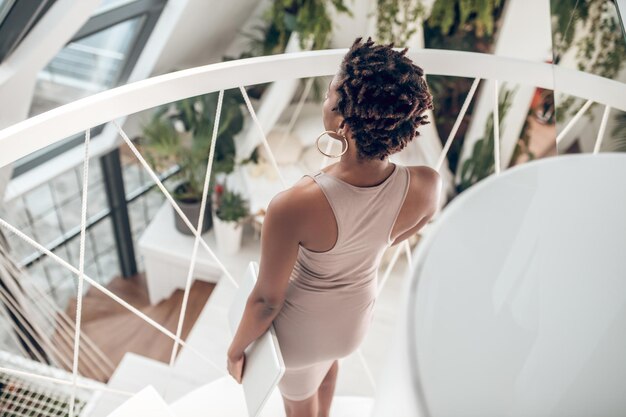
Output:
[105,386,175,417]
[87,353,202,416]
[169,377,373,417]
[93,268,377,417]
[105,377,373,417]
[86,272,239,416]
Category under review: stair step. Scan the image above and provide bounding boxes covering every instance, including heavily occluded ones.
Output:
[65,274,152,323]
[169,376,374,417]
[105,386,175,417]
[87,353,200,417]
[172,274,238,385]
[56,275,214,381]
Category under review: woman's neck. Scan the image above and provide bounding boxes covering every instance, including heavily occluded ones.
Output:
[324,147,394,187]
[336,140,391,174]
[335,157,391,173]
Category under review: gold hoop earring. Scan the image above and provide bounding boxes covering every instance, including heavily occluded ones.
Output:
[315,130,349,158]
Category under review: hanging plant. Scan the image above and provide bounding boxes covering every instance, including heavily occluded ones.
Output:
[551,0,626,123]
[427,0,504,38]
[374,0,427,45]
[235,0,353,56]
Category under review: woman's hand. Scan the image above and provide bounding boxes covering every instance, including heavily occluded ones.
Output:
[227,350,246,384]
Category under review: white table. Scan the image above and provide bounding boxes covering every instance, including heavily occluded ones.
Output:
[138,202,260,305]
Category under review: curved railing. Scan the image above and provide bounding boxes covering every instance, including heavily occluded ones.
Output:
[1,48,625,168]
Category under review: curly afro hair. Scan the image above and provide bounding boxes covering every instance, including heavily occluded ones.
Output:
[334,36,434,160]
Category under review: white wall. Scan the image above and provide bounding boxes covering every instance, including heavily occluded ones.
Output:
[151,0,261,75]
[327,0,377,47]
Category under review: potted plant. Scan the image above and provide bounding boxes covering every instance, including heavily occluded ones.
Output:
[212,184,250,255]
[140,90,245,235]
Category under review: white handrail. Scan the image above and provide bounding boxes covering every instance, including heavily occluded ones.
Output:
[1,48,625,168]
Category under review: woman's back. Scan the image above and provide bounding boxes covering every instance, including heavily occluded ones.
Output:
[272,162,411,401]
[291,162,410,295]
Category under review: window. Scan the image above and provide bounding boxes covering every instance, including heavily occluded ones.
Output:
[12,0,167,177]
[32,17,145,115]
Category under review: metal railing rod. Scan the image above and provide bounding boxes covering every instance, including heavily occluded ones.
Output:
[19,164,180,269]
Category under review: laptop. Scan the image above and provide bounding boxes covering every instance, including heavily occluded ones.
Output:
[227,261,286,417]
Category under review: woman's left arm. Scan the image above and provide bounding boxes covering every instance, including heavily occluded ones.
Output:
[227,190,301,380]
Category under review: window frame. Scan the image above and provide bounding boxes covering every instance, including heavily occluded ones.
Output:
[0,0,55,63]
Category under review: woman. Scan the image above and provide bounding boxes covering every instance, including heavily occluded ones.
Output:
[227,36,442,417]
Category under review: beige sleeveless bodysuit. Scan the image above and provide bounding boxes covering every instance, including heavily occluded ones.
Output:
[272,163,411,401]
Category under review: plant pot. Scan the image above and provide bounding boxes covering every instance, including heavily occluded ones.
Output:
[174,198,213,235]
[212,214,243,255]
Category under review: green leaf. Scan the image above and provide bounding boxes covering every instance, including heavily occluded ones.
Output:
[216,188,249,221]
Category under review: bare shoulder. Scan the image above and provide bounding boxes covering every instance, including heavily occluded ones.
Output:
[265,176,319,221]
[261,177,324,249]
[407,165,441,186]
[405,165,443,213]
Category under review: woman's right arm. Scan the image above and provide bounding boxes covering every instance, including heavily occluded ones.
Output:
[390,213,433,246]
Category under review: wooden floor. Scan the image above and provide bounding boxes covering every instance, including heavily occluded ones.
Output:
[55,273,215,382]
